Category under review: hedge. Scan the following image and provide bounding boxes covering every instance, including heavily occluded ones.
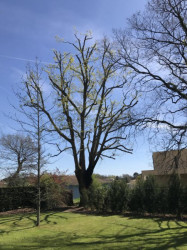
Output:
[0,186,73,212]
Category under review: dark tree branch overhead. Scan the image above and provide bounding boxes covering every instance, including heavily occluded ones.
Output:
[115,0,187,149]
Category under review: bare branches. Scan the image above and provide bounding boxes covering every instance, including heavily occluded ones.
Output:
[0,134,38,176]
[115,0,187,149]
[19,33,138,195]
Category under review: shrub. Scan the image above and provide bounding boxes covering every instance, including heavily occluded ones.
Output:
[181,187,187,214]
[107,179,130,213]
[40,173,72,209]
[155,187,168,214]
[87,173,186,217]
[143,176,159,213]
[167,174,182,215]
[87,175,107,211]
[0,187,36,212]
[87,177,130,213]
[128,178,145,213]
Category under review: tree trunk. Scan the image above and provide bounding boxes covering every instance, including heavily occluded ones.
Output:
[36,90,41,227]
[75,168,93,207]
[79,186,89,207]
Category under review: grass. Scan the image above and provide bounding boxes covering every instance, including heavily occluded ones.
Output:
[0,211,187,250]
[73,197,80,205]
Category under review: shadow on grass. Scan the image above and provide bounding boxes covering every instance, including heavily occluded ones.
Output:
[0,214,36,235]
[4,225,187,250]
[1,211,187,249]
[153,218,187,230]
[0,213,68,235]
[41,212,68,225]
[2,215,187,250]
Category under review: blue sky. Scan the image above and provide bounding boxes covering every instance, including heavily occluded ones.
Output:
[0,0,155,176]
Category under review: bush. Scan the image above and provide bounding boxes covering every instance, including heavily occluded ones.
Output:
[128,178,145,213]
[87,176,130,213]
[167,174,182,215]
[107,179,130,213]
[0,187,37,212]
[87,176,107,211]
[155,188,168,214]
[40,173,73,209]
[143,176,159,213]
[181,187,187,214]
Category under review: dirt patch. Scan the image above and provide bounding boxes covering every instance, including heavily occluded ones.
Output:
[63,206,85,213]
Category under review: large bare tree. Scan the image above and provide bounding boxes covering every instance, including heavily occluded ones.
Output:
[115,0,187,150]
[22,34,138,206]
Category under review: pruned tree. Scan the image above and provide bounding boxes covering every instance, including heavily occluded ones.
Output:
[0,133,37,184]
[22,33,138,206]
[114,0,187,150]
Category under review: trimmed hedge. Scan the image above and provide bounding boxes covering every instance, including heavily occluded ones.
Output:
[0,186,73,212]
[0,187,37,212]
[87,175,187,216]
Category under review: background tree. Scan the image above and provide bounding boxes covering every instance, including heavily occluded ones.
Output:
[14,63,48,226]
[0,133,37,185]
[115,0,187,150]
[133,172,140,180]
[22,33,138,206]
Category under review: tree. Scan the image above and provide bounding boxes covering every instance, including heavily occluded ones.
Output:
[0,133,37,184]
[115,0,187,150]
[14,63,47,226]
[22,33,138,206]
[133,172,139,179]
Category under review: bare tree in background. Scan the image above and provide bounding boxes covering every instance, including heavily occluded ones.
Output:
[22,33,138,206]
[0,133,37,185]
[115,0,187,150]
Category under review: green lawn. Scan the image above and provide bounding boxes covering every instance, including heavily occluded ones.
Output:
[0,211,187,249]
[73,197,80,205]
